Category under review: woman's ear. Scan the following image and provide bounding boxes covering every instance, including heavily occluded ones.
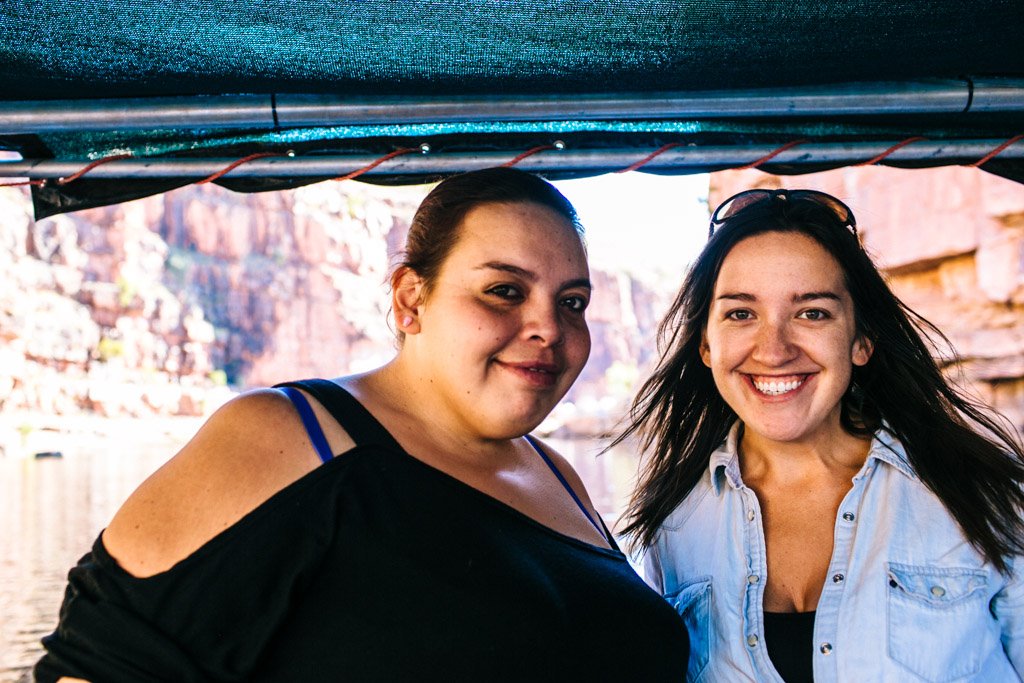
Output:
[851,335,874,366]
[392,266,425,335]
[699,329,712,367]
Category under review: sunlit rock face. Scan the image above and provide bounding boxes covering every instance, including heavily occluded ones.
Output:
[155,183,419,389]
[0,182,672,436]
[710,166,1024,434]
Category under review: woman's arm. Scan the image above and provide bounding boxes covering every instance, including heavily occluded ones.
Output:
[37,387,354,682]
[103,388,338,576]
[995,558,1024,676]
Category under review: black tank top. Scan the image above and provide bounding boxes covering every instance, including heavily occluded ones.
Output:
[37,379,689,682]
[764,610,815,682]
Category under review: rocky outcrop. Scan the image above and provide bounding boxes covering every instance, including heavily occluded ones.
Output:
[709,166,1024,431]
[0,181,671,438]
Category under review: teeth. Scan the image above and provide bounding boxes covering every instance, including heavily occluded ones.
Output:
[753,377,803,396]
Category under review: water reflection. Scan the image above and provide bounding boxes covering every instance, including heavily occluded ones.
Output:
[0,432,638,682]
[0,431,180,683]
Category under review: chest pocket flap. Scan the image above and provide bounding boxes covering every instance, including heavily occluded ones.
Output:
[886,562,994,682]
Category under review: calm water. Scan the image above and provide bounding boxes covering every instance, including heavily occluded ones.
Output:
[0,428,637,682]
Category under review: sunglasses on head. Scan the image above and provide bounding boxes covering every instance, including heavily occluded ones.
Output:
[709,189,858,239]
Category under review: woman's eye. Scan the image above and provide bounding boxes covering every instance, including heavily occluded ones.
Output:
[486,284,522,300]
[799,309,831,321]
[561,295,589,313]
[725,309,752,321]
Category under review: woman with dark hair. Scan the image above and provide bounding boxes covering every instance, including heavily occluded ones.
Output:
[37,167,688,683]
[619,188,1024,682]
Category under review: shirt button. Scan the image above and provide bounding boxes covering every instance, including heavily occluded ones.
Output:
[747,509,755,522]
[747,634,759,647]
[820,642,833,655]
[747,574,760,584]
[832,573,845,583]
[842,512,855,522]
[930,585,946,597]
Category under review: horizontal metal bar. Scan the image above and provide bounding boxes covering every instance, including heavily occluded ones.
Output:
[972,79,1024,112]
[273,81,978,126]
[0,95,274,134]
[1,80,1022,135]
[1,140,1020,179]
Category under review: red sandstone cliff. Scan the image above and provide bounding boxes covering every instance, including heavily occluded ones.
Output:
[11,166,1013,442]
[0,181,671,439]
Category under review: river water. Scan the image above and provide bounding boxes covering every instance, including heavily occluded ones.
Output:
[0,425,638,682]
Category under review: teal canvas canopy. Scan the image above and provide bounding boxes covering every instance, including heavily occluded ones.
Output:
[0,0,1022,217]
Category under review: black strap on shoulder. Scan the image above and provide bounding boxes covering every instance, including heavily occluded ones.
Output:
[273,378,403,451]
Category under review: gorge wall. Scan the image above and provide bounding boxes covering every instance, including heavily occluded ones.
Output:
[0,181,671,440]
[6,165,1021,447]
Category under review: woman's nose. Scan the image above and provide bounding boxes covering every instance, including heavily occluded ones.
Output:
[751,321,796,365]
[524,302,564,346]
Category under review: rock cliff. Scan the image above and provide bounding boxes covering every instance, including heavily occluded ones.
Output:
[0,181,672,439]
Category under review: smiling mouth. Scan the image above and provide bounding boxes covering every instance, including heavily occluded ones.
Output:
[749,374,808,396]
[498,360,562,386]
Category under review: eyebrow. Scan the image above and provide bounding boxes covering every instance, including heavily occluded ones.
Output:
[715,291,842,303]
[477,261,592,290]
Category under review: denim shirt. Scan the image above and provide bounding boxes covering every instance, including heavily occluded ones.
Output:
[643,425,1024,682]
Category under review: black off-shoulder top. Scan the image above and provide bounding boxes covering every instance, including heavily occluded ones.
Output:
[36,379,689,682]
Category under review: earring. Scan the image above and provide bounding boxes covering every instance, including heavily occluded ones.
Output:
[401,315,413,327]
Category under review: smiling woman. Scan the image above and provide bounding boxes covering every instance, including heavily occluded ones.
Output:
[391,200,593,443]
[35,167,689,683]
[701,232,872,449]
[619,189,1024,682]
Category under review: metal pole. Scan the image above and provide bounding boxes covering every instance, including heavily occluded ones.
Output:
[1,80,1022,134]
[1,140,1020,178]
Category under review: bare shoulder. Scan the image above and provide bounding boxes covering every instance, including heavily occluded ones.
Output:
[103,388,343,578]
[529,436,599,509]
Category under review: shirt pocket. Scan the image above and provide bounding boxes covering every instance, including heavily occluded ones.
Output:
[666,576,712,682]
[886,562,991,682]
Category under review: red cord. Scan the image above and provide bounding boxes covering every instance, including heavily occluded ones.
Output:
[854,137,927,166]
[331,148,420,181]
[9,136,1021,193]
[615,143,683,173]
[500,145,557,167]
[733,140,808,170]
[196,152,289,184]
[968,135,1024,167]
[0,179,45,187]
[56,153,135,185]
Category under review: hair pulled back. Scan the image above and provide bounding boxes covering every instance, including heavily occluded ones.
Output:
[399,167,582,295]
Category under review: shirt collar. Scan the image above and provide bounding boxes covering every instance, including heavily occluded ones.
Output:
[864,426,917,480]
[709,422,743,496]
[708,421,916,496]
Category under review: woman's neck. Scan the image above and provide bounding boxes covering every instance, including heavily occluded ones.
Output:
[348,360,524,471]
[737,423,873,485]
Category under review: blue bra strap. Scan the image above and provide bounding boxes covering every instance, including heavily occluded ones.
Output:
[524,434,608,541]
[278,386,334,463]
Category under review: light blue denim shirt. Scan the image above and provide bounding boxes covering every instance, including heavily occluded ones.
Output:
[643,424,1024,682]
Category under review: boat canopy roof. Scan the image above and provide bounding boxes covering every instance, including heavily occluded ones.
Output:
[1,0,1022,216]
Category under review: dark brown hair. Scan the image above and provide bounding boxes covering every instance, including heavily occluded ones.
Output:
[616,192,1024,572]
[399,167,583,296]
